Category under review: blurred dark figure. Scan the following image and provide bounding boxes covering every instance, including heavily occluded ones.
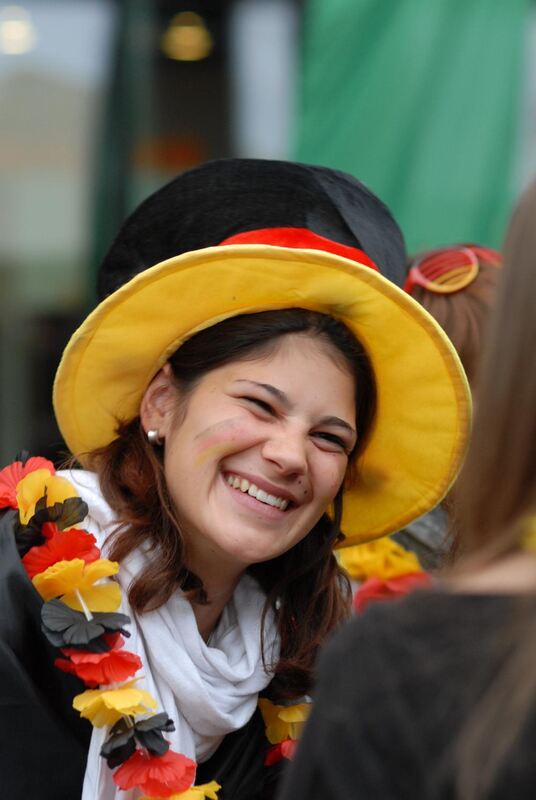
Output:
[278,184,536,800]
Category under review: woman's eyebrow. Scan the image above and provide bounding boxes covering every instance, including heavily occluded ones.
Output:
[235,379,290,407]
[234,381,356,436]
[317,416,357,437]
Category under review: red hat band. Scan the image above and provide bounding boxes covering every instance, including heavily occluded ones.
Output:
[219,227,379,272]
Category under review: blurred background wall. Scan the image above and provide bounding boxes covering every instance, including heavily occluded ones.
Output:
[1,0,534,463]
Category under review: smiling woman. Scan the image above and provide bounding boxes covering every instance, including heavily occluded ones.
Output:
[151,334,356,566]
[0,159,470,800]
[98,311,373,667]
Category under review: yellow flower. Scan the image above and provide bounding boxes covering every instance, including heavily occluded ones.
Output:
[338,535,422,581]
[140,781,221,800]
[32,558,121,612]
[16,469,79,525]
[258,698,311,744]
[73,679,158,727]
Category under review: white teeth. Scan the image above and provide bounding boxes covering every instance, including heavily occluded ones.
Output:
[225,474,289,510]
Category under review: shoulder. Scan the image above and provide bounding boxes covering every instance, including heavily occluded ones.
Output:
[0,508,40,641]
[323,585,513,651]
[282,590,522,800]
[316,588,439,672]
[316,588,515,705]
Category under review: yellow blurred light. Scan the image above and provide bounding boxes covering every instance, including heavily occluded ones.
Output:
[0,5,36,54]
[161,11,213,62]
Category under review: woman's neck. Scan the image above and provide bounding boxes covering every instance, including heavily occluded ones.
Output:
[191,586,236,642]
[185,552,245,642]
[447,551,536,594]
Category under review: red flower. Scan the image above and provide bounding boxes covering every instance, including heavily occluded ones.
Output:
[0,457,55,509]
[353,572,432,613]
[55,635,142,686]
[22,529,100,579]
[100,632,123,649]
[42,522,61,539]
[113,749,196,796]
[264,738,297,766]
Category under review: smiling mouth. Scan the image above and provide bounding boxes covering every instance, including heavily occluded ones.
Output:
[225,474,290,510]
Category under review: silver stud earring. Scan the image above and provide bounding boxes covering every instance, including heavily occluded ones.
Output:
[147,429,163,446]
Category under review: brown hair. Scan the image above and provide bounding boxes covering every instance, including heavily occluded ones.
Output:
[91,308,377,699]
[409,250,501,385]
[456,217,536,557]
[451,184,536,798]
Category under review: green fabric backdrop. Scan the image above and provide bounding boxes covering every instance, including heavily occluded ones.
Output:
[295,0,530,253]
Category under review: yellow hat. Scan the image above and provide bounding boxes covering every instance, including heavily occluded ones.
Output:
[53,241,470,546]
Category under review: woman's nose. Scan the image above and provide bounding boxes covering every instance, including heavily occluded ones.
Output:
[261,432,308,476]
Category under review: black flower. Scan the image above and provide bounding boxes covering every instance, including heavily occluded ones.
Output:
[41,599,131,651]
[31,495,89,531]
[101,713,176,767]
[15,496,89,557]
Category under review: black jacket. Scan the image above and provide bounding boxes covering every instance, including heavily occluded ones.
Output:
[0,508,283,799]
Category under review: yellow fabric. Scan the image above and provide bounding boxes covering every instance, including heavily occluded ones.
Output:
[338,536,423,580]
[53,244,471,545]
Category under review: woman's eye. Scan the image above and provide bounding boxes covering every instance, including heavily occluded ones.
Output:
[314,432,350,453]
[243,396,274,414]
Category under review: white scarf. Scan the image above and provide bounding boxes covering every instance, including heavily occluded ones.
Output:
[58,471,279,800]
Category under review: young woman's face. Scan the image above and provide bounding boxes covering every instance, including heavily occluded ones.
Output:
[148,334,357,574]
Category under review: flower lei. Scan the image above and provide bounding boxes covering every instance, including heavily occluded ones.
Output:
[258,698,311,766]
[337,533,432,612]
[255,539,429,761]
[0,455,219,800]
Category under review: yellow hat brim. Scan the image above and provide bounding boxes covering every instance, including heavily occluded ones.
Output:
[53,244,471,546]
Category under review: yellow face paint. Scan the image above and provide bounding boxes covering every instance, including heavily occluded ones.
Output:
[194,438,241,466]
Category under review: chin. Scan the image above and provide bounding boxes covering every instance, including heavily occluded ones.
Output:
[226,543,283,568]
[216,534,291,568]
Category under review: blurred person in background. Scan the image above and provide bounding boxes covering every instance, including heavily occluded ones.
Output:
[394,244,502,568]
[0,159,470,800]
[278,180,536,800]
[339,245,502,613]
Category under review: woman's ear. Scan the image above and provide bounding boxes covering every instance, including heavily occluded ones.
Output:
[140,363,177,442]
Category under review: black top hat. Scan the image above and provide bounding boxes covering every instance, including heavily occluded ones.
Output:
[97,158,406,299]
